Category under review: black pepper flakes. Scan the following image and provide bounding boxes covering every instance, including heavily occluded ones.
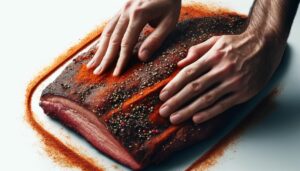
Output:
[60,83,71,89]
[106,94,165,150]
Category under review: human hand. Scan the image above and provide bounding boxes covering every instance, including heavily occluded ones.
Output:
[159,31,285,124]
[87,0,181,76]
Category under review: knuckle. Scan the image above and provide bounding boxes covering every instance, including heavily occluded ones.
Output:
[187,47,199,58]
[225,44,234,53]
[102,29,113,38]
[110,37,121,46]
[188,46,197,53]
[136,0,146,7]
[131,7,144,18]
[210,50,224,63]
[212,35,221,41]
[183,67,196,78]
[203,94,215,106]
[120,40,130,48]
[123,1,132,11]
[189,81,202,92]
[217,37,228,48]
[129,0,148,18]
[215,49,225,58]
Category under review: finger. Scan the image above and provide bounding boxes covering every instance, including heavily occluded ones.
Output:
[159,49,223,102]
[169,76,240,124]
[138,16,176,61]
[113,18,147,76]
[94,15,129,75]
[159,64,208,102]
[192,94,240,124]
[87,13,120,69]
[178,36,220,67]
[159,63,231,118]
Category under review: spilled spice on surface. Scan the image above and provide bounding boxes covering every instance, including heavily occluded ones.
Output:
[25,3,250,171]
[24,24,105,171]
[187,89,280,171]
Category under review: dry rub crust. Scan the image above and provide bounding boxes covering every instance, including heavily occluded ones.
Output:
[40,15,247,169]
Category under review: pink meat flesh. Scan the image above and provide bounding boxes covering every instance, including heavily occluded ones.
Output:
[40,96,141,170]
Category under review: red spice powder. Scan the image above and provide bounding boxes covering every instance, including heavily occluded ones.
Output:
[24,24,105,171]
[76,65,103,84]
[25,3,250,171]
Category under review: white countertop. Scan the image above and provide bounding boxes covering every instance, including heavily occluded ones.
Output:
[1,0,299,170]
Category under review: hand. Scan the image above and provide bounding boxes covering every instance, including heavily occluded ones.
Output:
[87,0,181,76]
[159,31,285,124]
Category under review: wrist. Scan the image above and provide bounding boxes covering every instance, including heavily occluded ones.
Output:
[245,22,286,51]
[242,25,286,70]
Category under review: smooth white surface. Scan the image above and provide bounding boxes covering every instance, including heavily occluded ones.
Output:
[1,0,299,171]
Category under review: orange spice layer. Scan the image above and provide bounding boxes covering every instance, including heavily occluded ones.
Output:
[25,3,247,171]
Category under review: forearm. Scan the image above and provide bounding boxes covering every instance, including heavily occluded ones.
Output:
[247,0,300,44]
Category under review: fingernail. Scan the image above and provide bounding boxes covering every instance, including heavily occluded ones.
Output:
[139,49,149,61]
[159,104,170,117]
[193,116,203,124]
[113,68,120,76]
[87,60,94,68]
[170,113,180,124]
[177,59,186,67]
[93,65,102,75]
[177,60,183,66]
[159,90,168,101]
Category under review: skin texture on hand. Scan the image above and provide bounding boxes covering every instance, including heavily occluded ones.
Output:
[87,0,181,76]
[87,0,299,125]
[159,33,283,124]
[159,0,299,124]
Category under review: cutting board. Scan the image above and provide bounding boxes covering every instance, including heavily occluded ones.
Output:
[2,0,300,170]
[27,1,292,170]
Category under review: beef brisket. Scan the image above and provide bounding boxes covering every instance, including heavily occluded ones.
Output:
[40,15,247,170]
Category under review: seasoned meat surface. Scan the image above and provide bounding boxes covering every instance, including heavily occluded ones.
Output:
[40,15,247,170]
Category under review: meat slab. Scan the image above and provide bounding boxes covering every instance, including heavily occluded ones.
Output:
[40,15,247,170]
